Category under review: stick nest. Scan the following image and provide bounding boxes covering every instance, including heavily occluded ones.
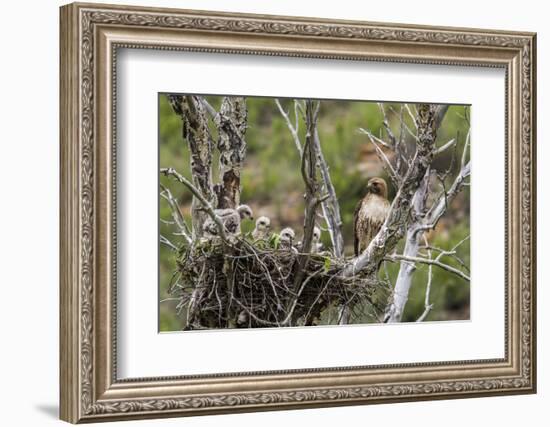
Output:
[168,237,388,329]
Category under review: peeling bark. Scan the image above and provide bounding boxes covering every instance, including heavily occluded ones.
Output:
[214,97,247,209]
[168,95,214,236]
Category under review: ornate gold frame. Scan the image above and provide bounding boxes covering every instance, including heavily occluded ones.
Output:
[60,2,537,423]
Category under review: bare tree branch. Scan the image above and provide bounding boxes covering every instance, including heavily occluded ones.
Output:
[405,104,418,128]
[160,184,192,245]
[199,97,217,118]
[388,105,419,144]
[342,104,440,278]
[461,129,470,168]
[161,167,229,242]
[167,95,214,236]
[313,128,345,258]
[358,127,400,185]
[378,102,397,146]
[383,169,430,322]
[383,104,471,322]
[358,127,393,149]
[276,99,345,258]
[275,99,303,156]
[385,253,470,282]
[416,236,434,322]
[422,161,471,231]
[160,234,178,251]
[295,102,321,254]
[434,138,457,156]
[416,234,470,322]
[289,101,324,323]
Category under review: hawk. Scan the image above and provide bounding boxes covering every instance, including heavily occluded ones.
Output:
[252,216,271,240]
[311,226,323,254]
[353,177,391,256]
[296,226,323,253]
[278,227,295,249]
[203,204,253,237]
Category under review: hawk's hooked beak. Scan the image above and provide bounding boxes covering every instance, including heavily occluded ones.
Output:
[367,182,380,194]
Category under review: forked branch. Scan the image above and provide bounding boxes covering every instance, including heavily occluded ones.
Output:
[161,167,229,242]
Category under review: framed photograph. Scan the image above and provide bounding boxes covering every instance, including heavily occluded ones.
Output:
[60,2,537,423]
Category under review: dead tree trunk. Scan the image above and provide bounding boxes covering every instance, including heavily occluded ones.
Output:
[167,95,214,236]
[214,97,247,209]
[385,106,471,322]
[313,128,345,258]
[384,170,430,322]
[289,101,324,325]
[275,99,345,259]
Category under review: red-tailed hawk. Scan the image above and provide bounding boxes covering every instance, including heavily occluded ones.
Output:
[353,177,391,256]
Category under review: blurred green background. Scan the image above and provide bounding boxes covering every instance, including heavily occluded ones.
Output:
[159,95,470,331]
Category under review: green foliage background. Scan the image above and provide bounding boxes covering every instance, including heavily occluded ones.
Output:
[159,95,470,331]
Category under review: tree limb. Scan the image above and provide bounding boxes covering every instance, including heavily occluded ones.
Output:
[385,253,470,282]
[276,99,344,258]
[383,105,471,322]
[214,96,248,209]
[434,138,457,156]
[167,95,214,236]
[160,184,192,245]
[416,236,434,322]
[160,234,178,251]
[289,101,322,323]
[358,127,400,185]
[422,161,471,231]
[275,99,303,156]
[342,104,440,278]
[313,128,345,258]
[160,167,229,242]
[383,169,430,322]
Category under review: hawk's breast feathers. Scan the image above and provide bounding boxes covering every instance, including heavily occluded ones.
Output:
[353,193,390,256]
